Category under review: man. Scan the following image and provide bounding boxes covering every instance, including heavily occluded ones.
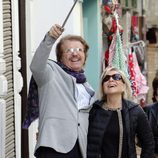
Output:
[30,24,95,158]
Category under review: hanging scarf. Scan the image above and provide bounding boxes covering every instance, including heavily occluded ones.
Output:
[22,61,86,129]
[112,29,129,78]
[110,12,129,78]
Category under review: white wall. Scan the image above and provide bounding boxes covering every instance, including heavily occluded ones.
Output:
[28,0,82,60]
[26,0,83,157]
[145,0,158,27]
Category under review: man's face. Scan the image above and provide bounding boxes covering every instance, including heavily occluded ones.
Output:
[60,40,86,72]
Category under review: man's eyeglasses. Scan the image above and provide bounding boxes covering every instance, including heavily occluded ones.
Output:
[65,48,84,54]
[102,74,123,83]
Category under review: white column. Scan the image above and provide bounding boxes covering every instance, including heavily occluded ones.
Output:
[0,99,6,158]
[12,0,23,158]
[0,1,7,157]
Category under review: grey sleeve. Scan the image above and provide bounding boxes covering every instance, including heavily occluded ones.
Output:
[30,33,56,85]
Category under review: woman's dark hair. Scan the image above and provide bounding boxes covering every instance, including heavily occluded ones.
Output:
[146,27,157,44]
[152,77,158,102]
[152,89,158,102]
[152,78,158,89]
[55,35,89,62]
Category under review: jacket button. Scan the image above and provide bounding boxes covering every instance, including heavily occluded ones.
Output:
[78,123,80,126]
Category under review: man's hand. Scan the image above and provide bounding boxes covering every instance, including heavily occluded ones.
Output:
[48,24,64,39]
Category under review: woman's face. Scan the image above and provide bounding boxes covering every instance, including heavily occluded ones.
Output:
[102,70,125,96]
[60,40,85,72]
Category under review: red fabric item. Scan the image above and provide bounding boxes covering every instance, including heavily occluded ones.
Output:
[103,5,112,14]
[111,19,117,33]
[105,50,109,60]
[108,35,113,41]
[104,50,109,67]
[131,16,138,35]
[128,53,138,97]
[131,16,137,28]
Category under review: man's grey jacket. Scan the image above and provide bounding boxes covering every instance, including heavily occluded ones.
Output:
[30,33,95,158]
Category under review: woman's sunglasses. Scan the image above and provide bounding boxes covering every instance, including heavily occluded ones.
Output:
[102,74,123,83]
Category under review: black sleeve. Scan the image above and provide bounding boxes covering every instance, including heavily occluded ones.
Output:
[136,107,155,158]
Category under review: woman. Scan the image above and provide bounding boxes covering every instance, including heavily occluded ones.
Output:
[87,67,154,158]
[144,76,158,158]
[30,24,95,158]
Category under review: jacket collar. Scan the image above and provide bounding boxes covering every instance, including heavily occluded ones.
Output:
[93,99,139,110]
[122,99,139,111]
[150,102,158,122]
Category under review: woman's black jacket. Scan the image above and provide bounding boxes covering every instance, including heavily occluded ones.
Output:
[87,99,155,158]
[144,102,158,153]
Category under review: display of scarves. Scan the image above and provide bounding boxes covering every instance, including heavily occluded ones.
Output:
[132,52,149,96]
[128,51,149,99]
[102,1,148,101]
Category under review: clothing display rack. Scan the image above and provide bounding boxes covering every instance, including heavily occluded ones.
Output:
[123,40,145,48]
